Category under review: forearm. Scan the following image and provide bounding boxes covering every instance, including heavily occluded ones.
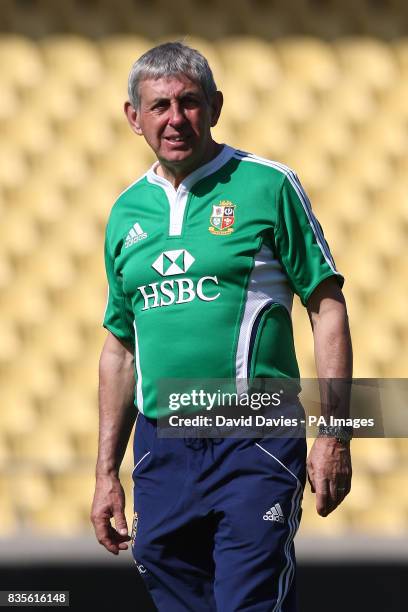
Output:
[96,336,136,478]
[309,287,353,420]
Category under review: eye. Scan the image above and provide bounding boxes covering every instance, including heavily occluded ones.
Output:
[182,96,201,109]
[152,100,169,112]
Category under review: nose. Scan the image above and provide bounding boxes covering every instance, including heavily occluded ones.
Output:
[168,102,186,127]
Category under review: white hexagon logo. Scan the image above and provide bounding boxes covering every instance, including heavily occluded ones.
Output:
[152,249,195,277]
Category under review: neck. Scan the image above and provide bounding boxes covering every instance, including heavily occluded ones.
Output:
[156,141,222,188]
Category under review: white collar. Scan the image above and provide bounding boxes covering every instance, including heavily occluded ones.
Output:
[146,144,236,193]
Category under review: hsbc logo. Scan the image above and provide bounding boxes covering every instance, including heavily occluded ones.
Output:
[137,249,221,311]
[152,249,195,277]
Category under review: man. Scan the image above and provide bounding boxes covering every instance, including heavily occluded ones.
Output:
[91,42,352,611]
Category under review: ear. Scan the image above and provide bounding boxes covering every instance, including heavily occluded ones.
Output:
[124,101,143,136]
[210,91,223,128]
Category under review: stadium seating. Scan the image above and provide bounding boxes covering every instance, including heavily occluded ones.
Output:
[0,12,407,540]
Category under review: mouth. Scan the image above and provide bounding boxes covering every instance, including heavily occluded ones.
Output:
[164,134,190,144]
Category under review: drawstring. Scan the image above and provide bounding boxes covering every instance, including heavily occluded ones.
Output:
[184,437,223,450]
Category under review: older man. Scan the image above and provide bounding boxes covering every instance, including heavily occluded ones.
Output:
[91,42,352,612]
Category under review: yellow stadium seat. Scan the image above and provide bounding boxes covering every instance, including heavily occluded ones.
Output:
[0,209,39,256]
[237,117,293,159]
[4,349,59,400]
[357,113,408,159]
[335,38,397,91]
[393,439,408,461]
[76,251,106,290]
[381,81,408,121]
[19,246,75,291]
[81,76,127,124]
[350,320,398,370]
[321,77,377,125]
[75,430,98,462]
[392,37,408,74]
[0,80,19,120]
[13,423,75,471]
[376,470,408,507]
[0,145,28,189]
[0,435,10,471]
[355,211,407,260]
[121,433,136,472]
[42,389,96,436]
[99,35,151,84]
[59,111,116,157]
[0,498,18,536]
[34,145,89,189]
[0,388,37,435]
[40,35,103,90]
[53,471,96,513]
[28,499,87,535]
[0,252,13,290]
[338,246,384,291]
[54,281,106,327]
[9,471,52,512]
[259,80,316,125]
[218,37,281,93]
[352,507,407,534]
[382,352,408,378]
[276,37,339,92]
[0,279,50,326]
[46,209,101,257]
[10,179,67,224]
[26,76,80,123]
[343,473,375,512]
[4,111,55,157]
[0,326,20,363]
[375,182,408,225]
[369,278,408,330]
[0,35,44,88]
[297,112,353,158]
[350,439,398,473]
[69,179,121,225]
[27,315,84,364]
[313,179,371,229]
[92,141,154,186]
[217,77,260,125]
[281,147,333,192]
[336,145,392,191]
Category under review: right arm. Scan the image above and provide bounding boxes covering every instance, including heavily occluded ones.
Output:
[91,331,136,555]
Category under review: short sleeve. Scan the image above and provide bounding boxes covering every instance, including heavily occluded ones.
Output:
[274,173,344,306]
[102,229,135,347]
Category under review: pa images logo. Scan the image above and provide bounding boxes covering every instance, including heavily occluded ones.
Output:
[209,201,235,235]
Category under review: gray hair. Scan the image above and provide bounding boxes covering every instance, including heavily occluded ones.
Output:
[128,41,217,108]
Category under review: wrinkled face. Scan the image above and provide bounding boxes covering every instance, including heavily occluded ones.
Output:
[131,74,222,174]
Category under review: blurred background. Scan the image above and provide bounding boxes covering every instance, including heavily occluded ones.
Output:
[0,0,407,610]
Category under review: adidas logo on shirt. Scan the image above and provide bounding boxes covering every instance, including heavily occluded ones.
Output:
[263,503,285,523]
[125,222,148,248]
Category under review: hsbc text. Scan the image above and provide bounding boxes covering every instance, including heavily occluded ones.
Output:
[137,276,220,310]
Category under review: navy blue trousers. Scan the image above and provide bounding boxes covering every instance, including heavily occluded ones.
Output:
[131,415,306,612]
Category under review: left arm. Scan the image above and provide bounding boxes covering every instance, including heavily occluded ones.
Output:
[306,277,353,517]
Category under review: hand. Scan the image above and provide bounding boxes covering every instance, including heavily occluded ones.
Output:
[91,474,131,555]
[307,437,352,517]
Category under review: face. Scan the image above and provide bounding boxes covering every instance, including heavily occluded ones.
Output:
[125,74,223,177]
